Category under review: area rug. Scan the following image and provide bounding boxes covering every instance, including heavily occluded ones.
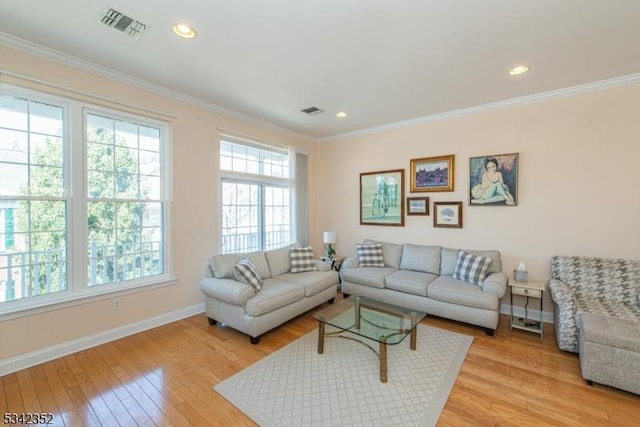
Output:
[214,324,472,426]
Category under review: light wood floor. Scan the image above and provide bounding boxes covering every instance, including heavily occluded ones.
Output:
[2,293,639,426]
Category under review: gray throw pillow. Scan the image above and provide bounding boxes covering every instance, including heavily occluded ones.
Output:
[290,246,317,273]
[356,242,385,267]
[233,257,262,291]
[452,251,493,286]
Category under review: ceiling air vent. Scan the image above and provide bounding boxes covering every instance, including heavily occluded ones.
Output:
[99,8,149,40]
[301,106,324,116]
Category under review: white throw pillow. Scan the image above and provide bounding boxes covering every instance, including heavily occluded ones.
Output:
[452,251,493,286]
[356,242,385,267]
[234,257,262,291]
[289,246,317,273]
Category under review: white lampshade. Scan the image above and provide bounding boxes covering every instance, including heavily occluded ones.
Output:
[323,231,337,244]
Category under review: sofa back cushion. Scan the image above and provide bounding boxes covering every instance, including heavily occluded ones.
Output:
[441,248,502,276]
[363,239,403,269]
[551,255,640,306]
[265,243,300,277]
[209,254,241,279]
[399,244,441,274]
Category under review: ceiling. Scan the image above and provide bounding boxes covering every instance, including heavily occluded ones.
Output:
[1,1,639,141]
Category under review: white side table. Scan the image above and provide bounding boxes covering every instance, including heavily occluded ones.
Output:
[509,279,544,338]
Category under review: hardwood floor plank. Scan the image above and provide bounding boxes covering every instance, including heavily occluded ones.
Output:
[1,298,639,426]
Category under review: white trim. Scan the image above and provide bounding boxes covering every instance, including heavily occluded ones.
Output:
[0,32,316,143]
[317,73,640,143]
[0,302,205,377]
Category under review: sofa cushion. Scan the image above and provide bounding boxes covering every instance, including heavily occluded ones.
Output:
[441,248,502,276]
[428,276,499,310]
[399,244,441,274]
[290,246,318,273]
[245,251,272,279]
[364,239,403,269]
[279,270,338,297]
[265,243,299,277]
[341,266,396,289]
[453,251,493,285]
[356,242,385,267]
[209,253,241,279]
[245,279,305,316]
[234,257,263,291]
[385,270,438,297]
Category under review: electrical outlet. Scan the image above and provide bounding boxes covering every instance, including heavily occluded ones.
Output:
[112,298,121,311]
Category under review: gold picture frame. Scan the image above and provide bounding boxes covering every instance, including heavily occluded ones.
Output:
[410,154,455,192]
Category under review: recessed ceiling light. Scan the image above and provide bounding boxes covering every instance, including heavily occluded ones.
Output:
[336,111,348,118]
[172,23,196,39]
[509,65,530,76]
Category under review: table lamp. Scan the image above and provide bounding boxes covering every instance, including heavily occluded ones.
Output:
[323,231,337,259]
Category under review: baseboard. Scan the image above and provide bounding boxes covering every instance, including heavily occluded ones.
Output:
[0,302,205,377]
[500,303,554,324]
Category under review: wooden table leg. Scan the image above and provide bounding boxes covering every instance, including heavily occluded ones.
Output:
[317,315,325,354]
[410,312,418,350]
[380,338,387,383]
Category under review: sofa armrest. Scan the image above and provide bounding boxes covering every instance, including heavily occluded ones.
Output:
[313,259,331,272]
[200,277,255,306]
[549,279,575,307]
[549,278,579,352]
[341,257,358,269]
[480,271,508,298]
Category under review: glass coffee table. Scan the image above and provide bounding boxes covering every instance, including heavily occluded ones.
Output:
[313,296,426,383]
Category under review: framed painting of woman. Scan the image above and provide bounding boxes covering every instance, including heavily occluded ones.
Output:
[469,153,518,206]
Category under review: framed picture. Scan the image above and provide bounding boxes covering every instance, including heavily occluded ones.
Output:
[360,169,405,226]
[469,153,519,206]
[433,202,462,228]
[406,197,429,215]
[410,154,454,192]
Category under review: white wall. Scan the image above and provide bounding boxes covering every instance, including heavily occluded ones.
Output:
[0,46,318,364]
[315,83,640,314]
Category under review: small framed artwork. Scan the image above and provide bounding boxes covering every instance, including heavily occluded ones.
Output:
[433,202,463,228]
[360,169,405,226]
[410,154,455,192]
[406,197,429,215]
[469,153,519,206]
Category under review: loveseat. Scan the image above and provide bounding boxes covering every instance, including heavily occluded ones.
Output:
[549,255,640,394]
[340,239,508,335]
[200,244,338,344]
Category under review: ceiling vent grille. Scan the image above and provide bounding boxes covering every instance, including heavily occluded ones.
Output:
[301,106,324,115]
[99,8,148,40]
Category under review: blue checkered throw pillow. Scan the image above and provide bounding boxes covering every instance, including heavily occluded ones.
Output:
[452,251,493,285]
[356,242,385,267]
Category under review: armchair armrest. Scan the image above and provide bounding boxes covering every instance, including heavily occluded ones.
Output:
[548,278,579,352]
[480,271,508,298]
[341,257,358,269]
[200,277,255,306]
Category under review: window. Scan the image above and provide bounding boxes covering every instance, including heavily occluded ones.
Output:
[220,137,292,253]
[0,86,171,314]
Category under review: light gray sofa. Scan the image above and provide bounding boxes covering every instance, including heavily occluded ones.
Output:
[200,245,338,344]
[549,255,640,394]
[340,240,508,335]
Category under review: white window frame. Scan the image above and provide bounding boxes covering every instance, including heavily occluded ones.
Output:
[0,84,174,320]
[219,136,293,254]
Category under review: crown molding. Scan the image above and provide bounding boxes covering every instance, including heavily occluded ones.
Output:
[317,73,640,143]
[0,31,316,143]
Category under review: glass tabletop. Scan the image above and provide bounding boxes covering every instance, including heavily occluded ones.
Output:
[313,296,426,345]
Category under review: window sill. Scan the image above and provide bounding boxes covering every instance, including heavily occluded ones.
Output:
[0,276,178,322]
